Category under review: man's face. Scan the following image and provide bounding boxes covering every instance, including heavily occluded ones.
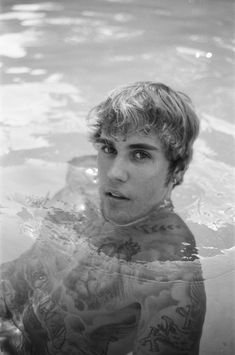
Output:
[97,132,172,225]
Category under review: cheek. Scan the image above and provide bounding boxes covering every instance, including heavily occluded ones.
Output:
[135,172,166,200]
[97,155,106,179]
[134,173,157,198]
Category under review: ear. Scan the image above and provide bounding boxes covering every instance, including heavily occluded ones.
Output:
[172,169,185,186]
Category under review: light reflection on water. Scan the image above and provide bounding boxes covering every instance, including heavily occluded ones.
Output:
[0,0,234,354]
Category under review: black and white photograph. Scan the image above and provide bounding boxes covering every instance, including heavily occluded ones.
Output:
[0,0,234,354]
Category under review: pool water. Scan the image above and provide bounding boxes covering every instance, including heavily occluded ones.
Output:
[0,0,234,354]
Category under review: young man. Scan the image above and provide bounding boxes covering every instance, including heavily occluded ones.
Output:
[0,82,206,354]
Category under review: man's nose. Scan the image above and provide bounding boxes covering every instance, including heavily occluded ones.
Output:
[107,157,128,182]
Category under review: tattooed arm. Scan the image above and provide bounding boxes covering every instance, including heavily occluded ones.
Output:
[133,265,206,355]
[0,258,30,353]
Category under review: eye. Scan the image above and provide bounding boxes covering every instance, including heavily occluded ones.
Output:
[100,144,116,155]
[133,151,151,161]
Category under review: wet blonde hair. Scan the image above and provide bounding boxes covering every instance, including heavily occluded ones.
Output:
[88,81,200,187]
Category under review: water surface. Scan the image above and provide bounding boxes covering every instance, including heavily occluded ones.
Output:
[0,0,234,354]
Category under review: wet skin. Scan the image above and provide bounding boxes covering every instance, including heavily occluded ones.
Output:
[0,207,205,355]
[96,133,173,226]
[0,138,206,354]
[0,206,206,355]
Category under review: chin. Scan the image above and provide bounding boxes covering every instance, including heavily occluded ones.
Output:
[103,211,126,224]
[101,205,130,225]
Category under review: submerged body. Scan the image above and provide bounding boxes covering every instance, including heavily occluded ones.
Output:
[1,82,206,354]
[0,201,206,355]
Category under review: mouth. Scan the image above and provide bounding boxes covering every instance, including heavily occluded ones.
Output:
[105,190,130,201]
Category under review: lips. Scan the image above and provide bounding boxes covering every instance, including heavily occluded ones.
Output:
[105,189,129,200]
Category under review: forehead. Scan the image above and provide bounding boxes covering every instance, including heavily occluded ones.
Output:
[100,131,163,149]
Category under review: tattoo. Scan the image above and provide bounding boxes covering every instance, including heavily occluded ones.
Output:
[63,260,123,311]
[0,263,29,314]
[88,302,141,355]
[22,296,67,354]
[139,272,206,353]
[98,237,141,261]
[140,315,193,353]
[37,296,66,349]
[139,326,161,352]
[117,238,141,261]
[134,222,181,234]
[22,304,50,354]
[46,207,83,226]
[176,305,194,330]
[135,223,175,234]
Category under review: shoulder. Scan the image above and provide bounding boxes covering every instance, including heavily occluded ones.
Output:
[135,212,198,262]
[162,212,198,261]
[161,212,196,245]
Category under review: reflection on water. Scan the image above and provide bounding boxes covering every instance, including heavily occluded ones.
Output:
[0,0,234,354]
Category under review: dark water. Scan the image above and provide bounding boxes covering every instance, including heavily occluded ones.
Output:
[0,0,234,354]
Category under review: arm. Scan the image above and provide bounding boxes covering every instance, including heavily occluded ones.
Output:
[134,267,206,355]
[0,262,25,319]
[0,257,31,353]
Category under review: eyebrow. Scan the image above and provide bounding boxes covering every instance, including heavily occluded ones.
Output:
[96,138,159,151]
[128,143,159,151]
[95,137,112,145]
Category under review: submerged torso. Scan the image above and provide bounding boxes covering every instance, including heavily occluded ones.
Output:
[0,202,204,355]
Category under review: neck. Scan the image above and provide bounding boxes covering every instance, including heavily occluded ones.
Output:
[104,199,174,230]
